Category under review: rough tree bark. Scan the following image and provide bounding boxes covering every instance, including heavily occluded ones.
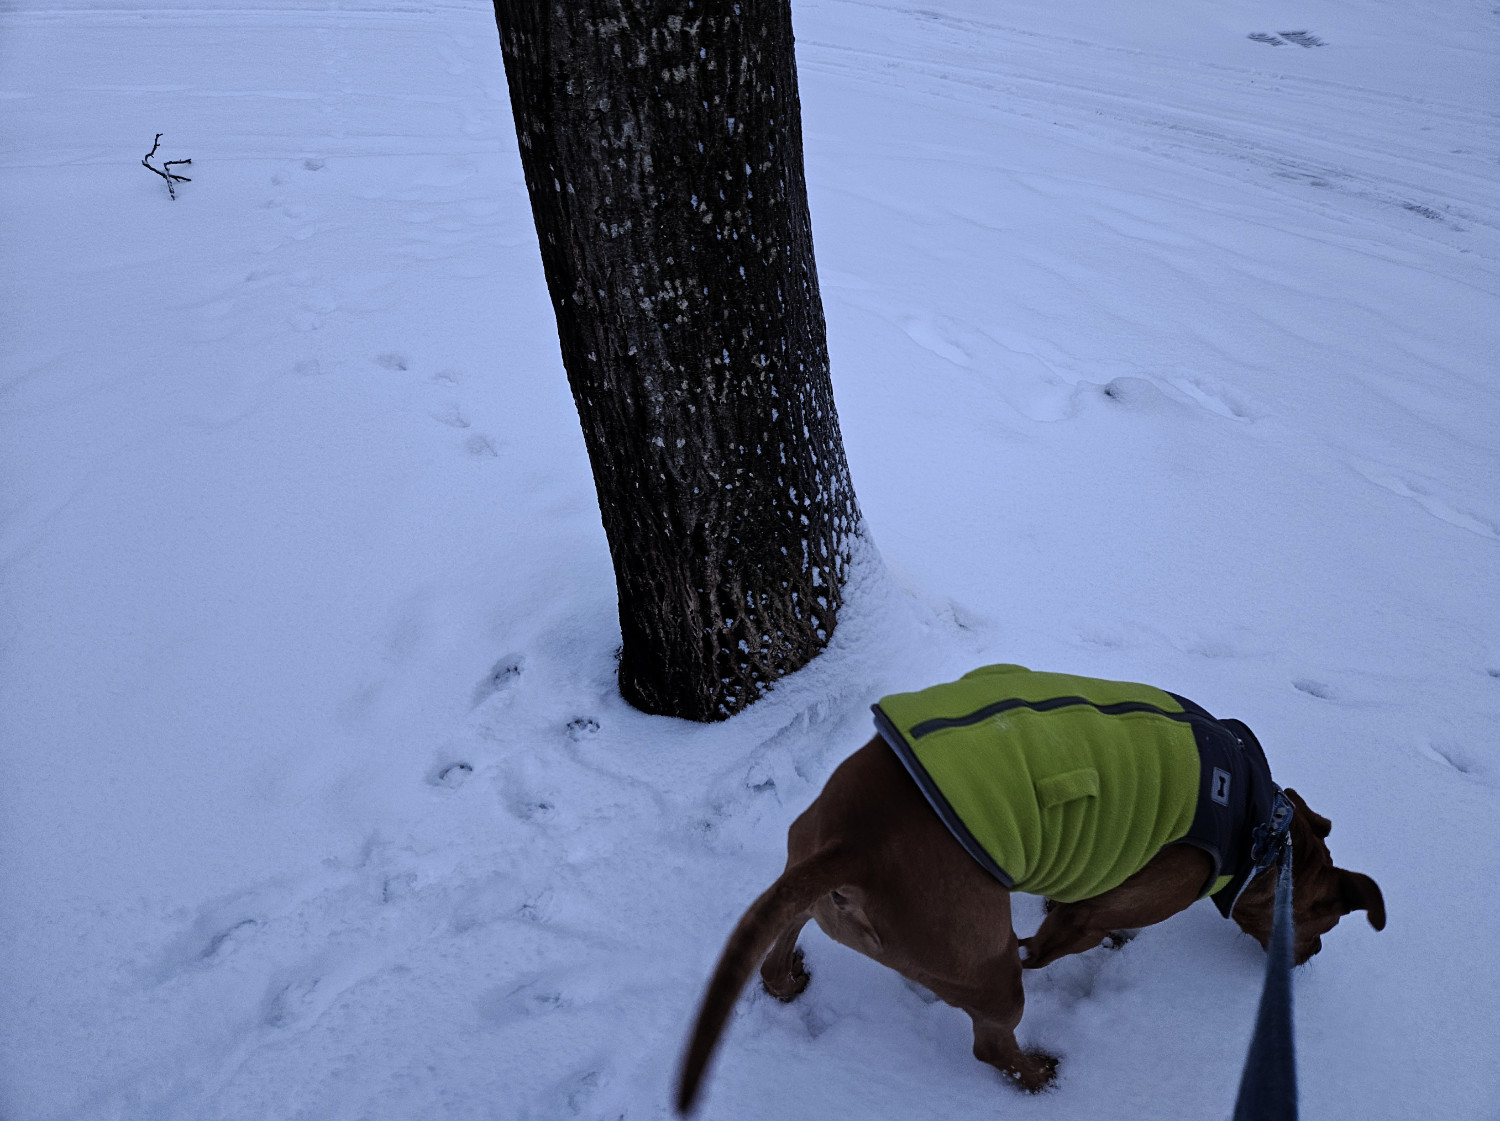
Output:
[493,0,861,721]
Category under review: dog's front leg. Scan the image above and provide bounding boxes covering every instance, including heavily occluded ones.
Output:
[1020,844,1211,970]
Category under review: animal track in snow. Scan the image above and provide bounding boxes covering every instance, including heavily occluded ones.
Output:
[1403,202,1448,222]
[1249,31,1326,47]
[200,918,258,962]
[515,890,552,922]
[1073,623,1130,650]
[465,434,499,458]
[403,368,498,454]
[566,717,600,741]
[1100,376,1178,413]
[1350,461,1499,540]
[381,872,418,903]
[1292,678,1335,700]
[155,900,267,980]
[1419,741,1484,779]
[431,761,473,788]
[1182,636,1242,659]
[476,974,567,1028]
[430,403,470,428]
[262,974,321,1028]
[472,655,523,707]
[514,798,556,822]
[374,352,410,372]
[1163,374,1261,421]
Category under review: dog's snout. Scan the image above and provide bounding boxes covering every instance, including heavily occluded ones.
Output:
[1294,935,1323,965]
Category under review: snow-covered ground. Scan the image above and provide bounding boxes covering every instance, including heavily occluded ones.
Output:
[2,0,1497,1116]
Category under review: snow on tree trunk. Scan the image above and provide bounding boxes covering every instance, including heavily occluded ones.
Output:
[493,0,861,721]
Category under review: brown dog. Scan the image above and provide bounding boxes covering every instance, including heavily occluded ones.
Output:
[678,718,1385,1112]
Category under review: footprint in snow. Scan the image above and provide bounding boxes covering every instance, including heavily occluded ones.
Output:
[1349,461,1500,541]
[473,655,524,707]
[431,404,500,457]
[429,761,473,789]
[1184,636,1240,659]
[154,903,264,980]
[302,157,325,171]
[1100,377,1183,416]
[476,971,573,1028]
[1419,741,1483,779]
[374,352,410,372]
[199,918,259,963]
[1163,374,1261,422]
[1292,678,1335,700]
[1249,31,1325,47]
[262,974,321,1028]
[382,871,418,902]
[566,717,600,741]
[514,797,556,822]
[1073,624,1128,650]
[465,434,499,458]
[430,403,470,429]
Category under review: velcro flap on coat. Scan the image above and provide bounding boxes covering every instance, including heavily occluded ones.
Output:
[1036,768,1099,808]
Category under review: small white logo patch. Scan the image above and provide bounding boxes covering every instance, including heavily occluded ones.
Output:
[1211,767,1232,806]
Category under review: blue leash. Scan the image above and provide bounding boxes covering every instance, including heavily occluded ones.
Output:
[1231,825,1298,1120]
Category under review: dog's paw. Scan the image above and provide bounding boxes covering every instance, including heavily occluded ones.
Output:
[760,947,811,1002]
[1006,1050,1060,1093]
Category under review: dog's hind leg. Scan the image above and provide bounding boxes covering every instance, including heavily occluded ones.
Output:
[972,1007,1059,1092]
[759,914,812,1001]
[939,934,1058,1093]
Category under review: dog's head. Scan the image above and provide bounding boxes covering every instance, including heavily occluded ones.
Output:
[1230,787,1386,964]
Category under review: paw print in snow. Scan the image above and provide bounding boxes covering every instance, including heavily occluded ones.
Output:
[431,761,473,788]
[566,717,600,741]
[1249,30,1325,46]
[465,434,499,458]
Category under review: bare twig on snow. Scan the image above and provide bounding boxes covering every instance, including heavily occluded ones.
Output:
[142,133,193,200]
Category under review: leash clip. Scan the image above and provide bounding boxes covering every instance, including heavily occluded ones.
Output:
[1249,788,1295,868]
[1229,787,1295,920]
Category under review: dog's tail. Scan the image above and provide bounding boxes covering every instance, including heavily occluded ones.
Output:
[676,845,854,1115]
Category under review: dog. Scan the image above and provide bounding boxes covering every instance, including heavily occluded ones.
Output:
[677,665,1385,1112]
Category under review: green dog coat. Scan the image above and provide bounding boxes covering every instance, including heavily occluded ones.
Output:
[873,664,1275,911]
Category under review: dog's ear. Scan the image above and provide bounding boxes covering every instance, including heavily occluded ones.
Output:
[1284,787,1332,838]
[1339,869,1386,931]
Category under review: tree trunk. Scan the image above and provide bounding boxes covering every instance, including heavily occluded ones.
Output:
[493,0,860,721]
